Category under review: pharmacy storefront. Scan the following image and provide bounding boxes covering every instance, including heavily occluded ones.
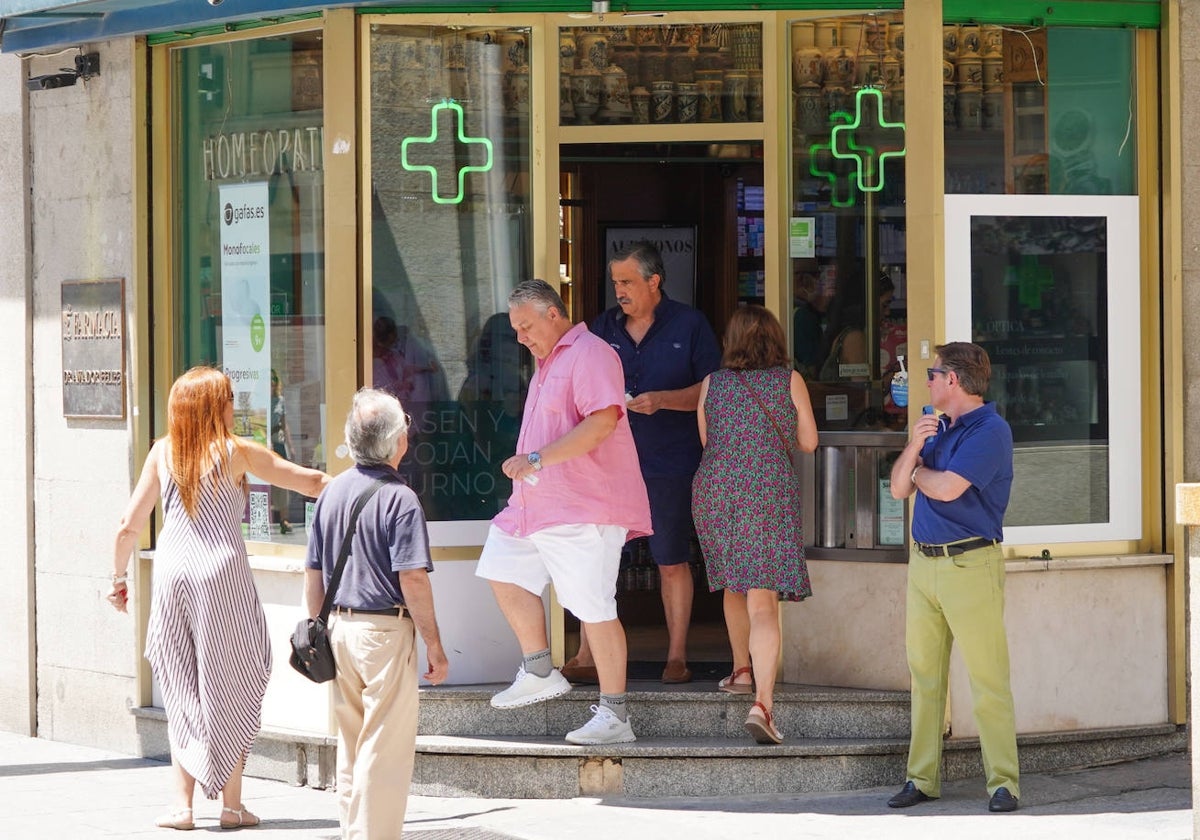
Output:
[0,0,1186,763]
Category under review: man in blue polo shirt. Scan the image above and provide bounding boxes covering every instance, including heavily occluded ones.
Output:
[886,342,1020,814]
[565,241,721,685]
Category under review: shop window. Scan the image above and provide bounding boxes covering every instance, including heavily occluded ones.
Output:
[944,26,1141,543]
[943,26,1136,195]
[367,24,534,537]
[788,12,908,433]
[172,32,326,545]
[557,22,764,126]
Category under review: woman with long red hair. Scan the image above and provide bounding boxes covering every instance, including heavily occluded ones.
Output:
[108,367,329,830]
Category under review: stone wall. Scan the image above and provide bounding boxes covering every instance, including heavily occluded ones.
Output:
[24,40,144,752]
[0,50,35,737]
[1183,2,1200,483]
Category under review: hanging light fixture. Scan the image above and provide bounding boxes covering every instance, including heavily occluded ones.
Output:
[592,1,610,12]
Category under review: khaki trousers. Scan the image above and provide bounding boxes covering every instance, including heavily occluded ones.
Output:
[904,543,1020,798]
[330,612,419,840]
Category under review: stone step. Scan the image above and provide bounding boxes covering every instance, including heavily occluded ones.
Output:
[417,681,912,740]
[132,706,337,789]
[413,723,1186,799]
[414,735,908,798]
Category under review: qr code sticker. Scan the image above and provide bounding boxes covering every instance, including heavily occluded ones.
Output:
[249,490,271,541]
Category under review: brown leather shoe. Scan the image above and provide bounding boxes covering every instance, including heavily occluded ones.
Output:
[561,656,599,685]
[661,660,693,684]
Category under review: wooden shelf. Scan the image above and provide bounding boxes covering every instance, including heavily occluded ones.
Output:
[558,122,764,145]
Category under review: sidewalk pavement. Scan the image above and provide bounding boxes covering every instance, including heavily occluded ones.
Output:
[0,731,1189,840]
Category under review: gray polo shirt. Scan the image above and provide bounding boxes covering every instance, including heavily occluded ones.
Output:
[305,464,433,610]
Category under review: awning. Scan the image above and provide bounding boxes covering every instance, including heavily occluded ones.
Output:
[0,0,337,53]
[2,0,1159,54]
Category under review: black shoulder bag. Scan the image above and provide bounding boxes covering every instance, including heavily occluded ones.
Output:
[289,476,393,683]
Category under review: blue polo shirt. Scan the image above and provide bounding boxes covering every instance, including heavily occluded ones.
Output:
[305,463,433,610]
[911,402,1013,544]
[590,296,721,478]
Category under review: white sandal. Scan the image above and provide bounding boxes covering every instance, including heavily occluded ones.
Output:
[220,805,261,829]
[154,807,194,830]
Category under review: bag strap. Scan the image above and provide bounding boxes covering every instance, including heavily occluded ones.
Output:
[318,475,395,622]
[733,370,794,459]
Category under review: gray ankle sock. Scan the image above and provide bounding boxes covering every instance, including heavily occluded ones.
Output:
[600,693,627,722]
[523,649,553,678]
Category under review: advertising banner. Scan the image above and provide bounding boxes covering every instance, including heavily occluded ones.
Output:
[219,181,272,540]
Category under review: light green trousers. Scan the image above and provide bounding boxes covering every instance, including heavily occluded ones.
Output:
[904,543,1020,798]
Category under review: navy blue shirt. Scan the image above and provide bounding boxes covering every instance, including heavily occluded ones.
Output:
[911,402,1013,544]
[591,296,721,478]
[305,463,433,610]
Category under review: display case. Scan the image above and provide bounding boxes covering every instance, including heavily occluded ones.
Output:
[735,176,765,304]
[1003,28,1048,194]
[558,22,763,129]
[559,171,581,315]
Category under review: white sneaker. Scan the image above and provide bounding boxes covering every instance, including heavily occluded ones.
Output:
[490,665,572,709]
[565,704,636,745]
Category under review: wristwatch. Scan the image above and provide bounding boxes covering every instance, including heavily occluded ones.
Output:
[910,465,921,485]
[527,451,543,472]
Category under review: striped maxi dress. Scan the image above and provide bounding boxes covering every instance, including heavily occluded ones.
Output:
[145,443,272,800]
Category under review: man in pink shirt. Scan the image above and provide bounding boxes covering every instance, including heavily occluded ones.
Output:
[477,279,652,745]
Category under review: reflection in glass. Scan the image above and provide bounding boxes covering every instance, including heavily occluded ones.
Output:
[969,214,1109,525]
[944,27,1135,196]
[173,33,327,545]
[789,12,907,432]
[369,25,534,521]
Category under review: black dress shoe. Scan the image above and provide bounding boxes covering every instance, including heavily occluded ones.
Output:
[887,781,937,808]
[988,787,1019,812]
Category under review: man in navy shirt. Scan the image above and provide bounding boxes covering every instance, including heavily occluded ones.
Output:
[568,241,721,685]
[306,389,448,837]
[887,342,1020,814]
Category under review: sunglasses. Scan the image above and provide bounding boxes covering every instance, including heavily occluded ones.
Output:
[926,367,951,381]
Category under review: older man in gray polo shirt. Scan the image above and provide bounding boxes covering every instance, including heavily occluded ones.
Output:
[306,389,448,840]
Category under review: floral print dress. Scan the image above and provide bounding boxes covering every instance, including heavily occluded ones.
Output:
[692,366,811,600]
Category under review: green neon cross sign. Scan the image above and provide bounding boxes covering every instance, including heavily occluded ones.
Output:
[401,99,494,205]
[809,88,906,208]
[810,110,857,209]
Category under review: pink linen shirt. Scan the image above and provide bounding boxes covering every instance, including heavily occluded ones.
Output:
[493,322,652,539]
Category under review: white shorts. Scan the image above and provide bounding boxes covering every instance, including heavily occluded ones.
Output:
[476,523,628,623]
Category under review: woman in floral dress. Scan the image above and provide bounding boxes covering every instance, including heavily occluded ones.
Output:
[692,305,819,744]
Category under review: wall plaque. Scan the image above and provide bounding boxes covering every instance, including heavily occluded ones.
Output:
[61,278,126,419]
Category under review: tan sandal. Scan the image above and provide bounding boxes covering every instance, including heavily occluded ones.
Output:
[220,806,260,829]
[744,700,783,744]
[718,666,753,694]
[154,807,194,830]
[561,656,599,685]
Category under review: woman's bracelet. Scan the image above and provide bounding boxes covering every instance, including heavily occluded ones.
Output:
[111,574,128,585]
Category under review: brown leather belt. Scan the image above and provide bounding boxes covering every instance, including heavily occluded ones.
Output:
[916,537,998,557]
